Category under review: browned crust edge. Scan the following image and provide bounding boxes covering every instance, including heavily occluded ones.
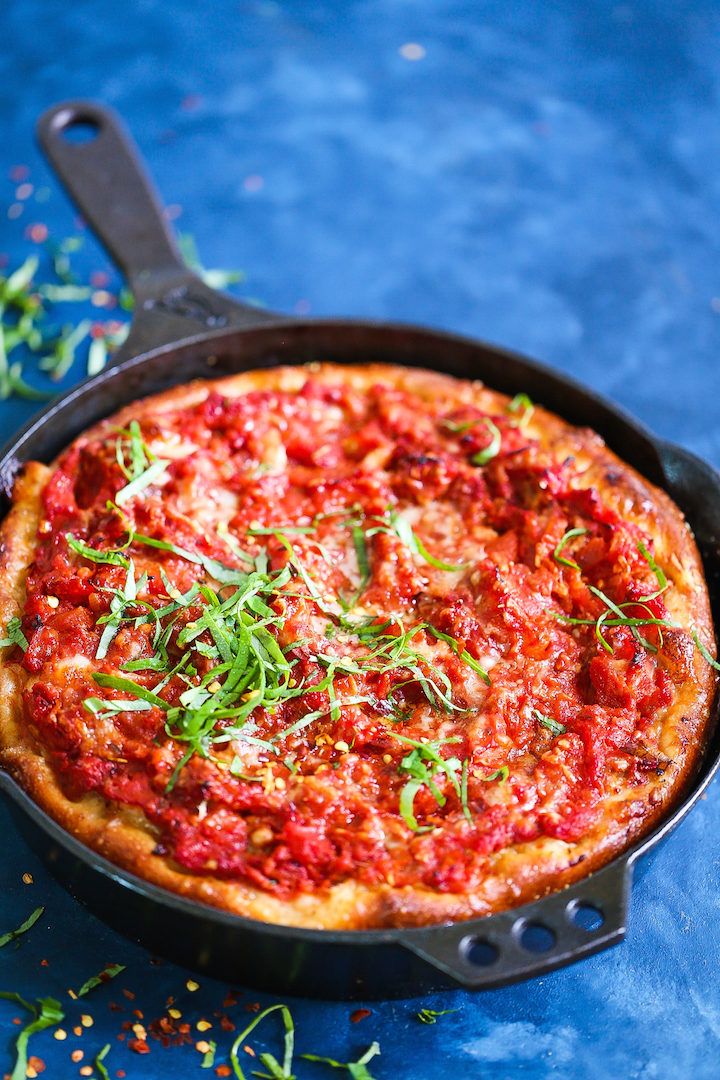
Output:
[0,363,715,930]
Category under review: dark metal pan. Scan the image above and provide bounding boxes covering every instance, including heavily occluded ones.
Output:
[1,100,718,1000]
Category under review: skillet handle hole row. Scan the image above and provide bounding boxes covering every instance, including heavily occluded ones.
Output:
[459,900,606,967]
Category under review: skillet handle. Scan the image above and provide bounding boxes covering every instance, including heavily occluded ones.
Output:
[400,859,632,989]
[36,100,280,363]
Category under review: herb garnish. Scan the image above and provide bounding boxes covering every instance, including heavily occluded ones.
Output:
[482,766,509,783]
[0,616,29,652]
[0,907,44,949]
[301,1042,381,1079]
[0,992,64,1080]
[94,1044,111,1080]
[507,392,534,429]
[391,733,471,832]
[416,1008,458,1024]
[228,1003,295,1080]
[693,631,720,672]
[553,527,588,571]
[75,962,125,998]
[364,507,467,573]
[533,709,566,737]
[200,1040,217,1069]
[440,417,480,434]
[471,418,502,466]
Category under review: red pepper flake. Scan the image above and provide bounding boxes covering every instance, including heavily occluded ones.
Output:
[71,1050,84,1063]
[39,959,49,967]
[26,223,48,243]
[117,1071,126,1078]
[28,1060,46,1076]
[9,165,30,182]
[350,1008,372,1023]
[245,1002,261,1013]
[215,1068,232,1078]
[132,1009,144,1020]
[223,993,239,1008]
[11,1017,21,1026]
[108,1002,123,1012]
[219,1016,235,1032]
[90,271,110,288]
[128,1038,150,1055]
[122,989,136,1001]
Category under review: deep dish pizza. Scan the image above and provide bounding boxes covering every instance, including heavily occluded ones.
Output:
[0,364,716,928]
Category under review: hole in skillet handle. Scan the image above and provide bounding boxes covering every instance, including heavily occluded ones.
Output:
[400,858,631,989]
[50,107,102,143]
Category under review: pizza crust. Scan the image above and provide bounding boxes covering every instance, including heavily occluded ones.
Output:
[0,364,715,929]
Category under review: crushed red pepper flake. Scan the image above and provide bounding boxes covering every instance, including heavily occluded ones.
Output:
[215,1067,231,1078]
[128,1038,150,1055]
[350,1008,372,1023]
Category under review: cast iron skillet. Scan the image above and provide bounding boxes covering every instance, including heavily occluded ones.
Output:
[1,100,718,1000]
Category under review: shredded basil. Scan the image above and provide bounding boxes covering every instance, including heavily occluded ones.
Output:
[392,733,465,832]
[365,508,467,573]
[416,1008,458,1024]
[115,458,170,505]
[553,527,588,571]
[533,709,566,737]
[228,1003,295,1080]
[66,534,130,568]
[0,993,64,1080]
[76,962,125,998]
[481,766,509,783]
[200,1039,217,1069]
[301,1042,381,1080]
[637,541,669,601]
[507,392,534,429]
[0,907,44,949]
[471,418,502,466]
[440,417,481,434]
[0,616,28,652]
[693,631,720,672]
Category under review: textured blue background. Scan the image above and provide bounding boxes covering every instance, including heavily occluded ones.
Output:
[1,2,720,1078]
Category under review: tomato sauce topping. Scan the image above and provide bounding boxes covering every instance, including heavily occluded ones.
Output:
[14,374,688,898]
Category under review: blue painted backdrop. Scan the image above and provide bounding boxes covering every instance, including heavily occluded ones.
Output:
[1,2,719,1077]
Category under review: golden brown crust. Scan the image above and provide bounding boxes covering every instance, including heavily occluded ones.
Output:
[0,363,715,929]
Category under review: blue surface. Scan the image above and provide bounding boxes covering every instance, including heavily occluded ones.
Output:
[1,2,720,1078]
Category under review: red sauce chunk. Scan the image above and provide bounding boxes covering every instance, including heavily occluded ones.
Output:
[15,375,687,898]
